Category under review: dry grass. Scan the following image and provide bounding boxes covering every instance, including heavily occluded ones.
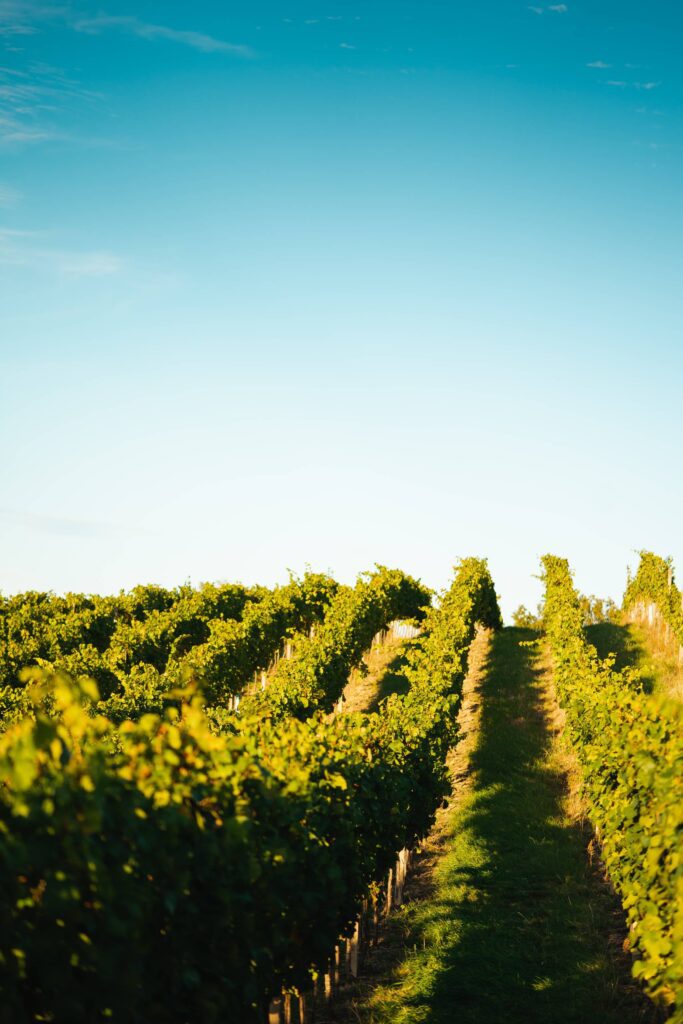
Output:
[341,638,412,714]
[631,620,683,700]
[587,619,683,701]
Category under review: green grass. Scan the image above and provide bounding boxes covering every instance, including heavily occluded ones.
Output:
[352,628,649,1024]
[586,621,651,675]
[587,620,683,699]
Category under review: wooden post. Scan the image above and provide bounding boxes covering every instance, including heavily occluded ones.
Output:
[268,998,284,1023]
[386,867,394,916]
[395,850,405,905]
[313,973,323,1007]
[350,917,361,977]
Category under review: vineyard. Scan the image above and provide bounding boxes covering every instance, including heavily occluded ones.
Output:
[0,553,681,1023]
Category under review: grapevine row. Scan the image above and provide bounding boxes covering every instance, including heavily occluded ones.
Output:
[0,573,339,727]
[541,555,683,1019]
[240,567,431,721]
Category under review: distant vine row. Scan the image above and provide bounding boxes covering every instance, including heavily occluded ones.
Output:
[623,550,683,649]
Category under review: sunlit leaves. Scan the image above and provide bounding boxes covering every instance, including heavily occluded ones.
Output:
[542,555,683,1019]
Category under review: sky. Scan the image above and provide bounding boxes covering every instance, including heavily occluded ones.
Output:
[1,0,682,618]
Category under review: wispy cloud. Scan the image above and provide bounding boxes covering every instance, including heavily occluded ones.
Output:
[0,181,21,205]
[54,250,122,275]
[0,60,105,146]
[0,507,145,538]
[0,1,68,33]
[72,15,253,56]
[0,22,36,35]
[587,60,611,69]
[0,3,253,147]
[606,79,660,91]
[0,227,123,276]
[528,3,568,11]
[0,122,62,143]
[1,0,253,56]
[339,42,356,50]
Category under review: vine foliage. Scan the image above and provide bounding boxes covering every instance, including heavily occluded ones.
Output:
[624,550,683,647]
[0,559,500,1022]
[542,554,683,1019]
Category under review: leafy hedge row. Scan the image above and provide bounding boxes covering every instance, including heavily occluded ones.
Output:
[624,550,683,647]
[0,574,339,728]
[105,571,340,720]
[541,555,683,1018]
[240,567,432,720]
[0,559,500,1023]
[0,583,253,691]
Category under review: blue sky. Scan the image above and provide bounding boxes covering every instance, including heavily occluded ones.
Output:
[1,1,682,617]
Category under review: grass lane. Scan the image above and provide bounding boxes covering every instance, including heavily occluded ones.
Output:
[587,620,683,700]
[345,627,650,1024]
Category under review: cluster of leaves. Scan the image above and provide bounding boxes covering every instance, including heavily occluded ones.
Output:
[624,551,683,646]
[241,567,432,721]
[0,582,252,701]
[511,604,543,629]
[541,555,683,1018]
[0,575,339,727]
[406,557,502,693]
[577,593,619,625]
[0,559,500,1022]
[512,594,617,631]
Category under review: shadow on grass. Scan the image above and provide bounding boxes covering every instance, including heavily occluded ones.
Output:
[586,622,656,692]
[373,650,411,707]
[359,628,654,1024]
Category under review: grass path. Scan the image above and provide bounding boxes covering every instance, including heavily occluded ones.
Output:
[340,638,412,714]
[587,620,683,700]
[339,627,651,1024]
